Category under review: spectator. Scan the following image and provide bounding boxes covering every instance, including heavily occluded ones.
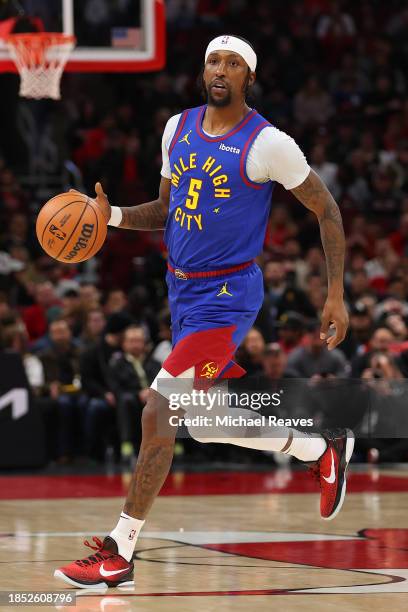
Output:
[293,76,333,127]
[296,247,326,289]
[108,325,160,463]
[80,308,106,349]
[385,314,408,348]
[60,288,85,338]
[316,2,356,41]
[310,144,340,199]
[237,328,266,376]
[287,321,349,378]
[256,342,305,465]
[369,167,402,216]
[79,282,101,311]
[361,351,403,383]
[340,302,374,361]
[103,288,129,316]
[2,321,44,393]
[22,282,61,343]
[262,343,291,382]
[0,212,38,258]
[276,311,307,355]
[346,270,372,302]
[257,261,287,338]
[79,311,133,459]
[351,327,400,379]
[39,319,86,462]
[264,206,298,252]
[365,239,399,292]
[365,75,402,121]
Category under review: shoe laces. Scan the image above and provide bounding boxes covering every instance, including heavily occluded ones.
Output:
[75,536,114,567]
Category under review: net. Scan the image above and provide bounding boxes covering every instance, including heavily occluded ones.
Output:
[5,33,76,100]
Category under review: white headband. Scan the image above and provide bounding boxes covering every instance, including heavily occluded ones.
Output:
[205,35,257,72]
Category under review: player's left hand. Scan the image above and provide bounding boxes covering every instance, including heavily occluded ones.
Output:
[320,296,349,351]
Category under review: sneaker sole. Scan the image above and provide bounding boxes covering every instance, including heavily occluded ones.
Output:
[53,569,134,589]
[322,429,355,521]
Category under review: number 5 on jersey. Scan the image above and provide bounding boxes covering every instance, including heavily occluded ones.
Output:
[185,178,202,210]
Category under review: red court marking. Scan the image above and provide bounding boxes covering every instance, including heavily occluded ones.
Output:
[0,471,407,500]
[205,528,408,570]
[98,589,290,597]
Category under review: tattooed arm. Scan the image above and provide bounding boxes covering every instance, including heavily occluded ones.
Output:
[291,169,349,349]
[92,177,171,230]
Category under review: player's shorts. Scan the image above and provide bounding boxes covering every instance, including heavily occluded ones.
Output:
[160,261,264,383]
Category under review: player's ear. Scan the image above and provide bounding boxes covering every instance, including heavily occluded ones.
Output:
[249,71,256,87]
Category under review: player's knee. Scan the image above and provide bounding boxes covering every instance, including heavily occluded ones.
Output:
[141,401,157,434]
[142,389,176,438]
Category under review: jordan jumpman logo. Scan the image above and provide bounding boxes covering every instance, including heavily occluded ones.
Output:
[179,130,192,145]
[217,282,233,297]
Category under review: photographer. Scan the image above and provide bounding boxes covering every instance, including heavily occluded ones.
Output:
[351,327,397,379]
[359,336,407,461]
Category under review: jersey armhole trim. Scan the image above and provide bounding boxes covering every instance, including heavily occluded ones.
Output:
[169,110,190,156]
[240,121,271,189]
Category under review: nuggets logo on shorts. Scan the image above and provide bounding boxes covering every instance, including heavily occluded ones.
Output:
[200,361,219,379]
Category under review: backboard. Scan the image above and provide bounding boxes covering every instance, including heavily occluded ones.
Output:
[0,0,165,73]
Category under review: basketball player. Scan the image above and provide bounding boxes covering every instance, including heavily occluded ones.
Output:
[54,35,354,588]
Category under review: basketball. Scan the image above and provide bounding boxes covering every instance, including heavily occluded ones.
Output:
[36,192,107,263]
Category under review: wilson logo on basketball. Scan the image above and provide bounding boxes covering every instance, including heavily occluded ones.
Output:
[63,223,95,261]
[49,225,66,241]
[200,362,219,379]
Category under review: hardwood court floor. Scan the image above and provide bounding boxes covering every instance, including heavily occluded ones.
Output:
[0,467,407,611]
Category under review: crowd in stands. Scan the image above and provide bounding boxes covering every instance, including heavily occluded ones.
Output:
[1,0,408,465]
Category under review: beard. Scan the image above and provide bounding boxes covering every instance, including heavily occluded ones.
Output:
[207,84,232,107]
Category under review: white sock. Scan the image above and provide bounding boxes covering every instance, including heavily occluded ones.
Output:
[285,429,327,462]
[109,512,145,561]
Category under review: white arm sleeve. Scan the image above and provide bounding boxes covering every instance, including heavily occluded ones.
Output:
[160,113,181,179]
[160,115,310,190]
[246,126,310,189]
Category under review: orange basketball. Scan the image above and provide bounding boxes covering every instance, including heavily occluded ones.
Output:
[36,192,107,264]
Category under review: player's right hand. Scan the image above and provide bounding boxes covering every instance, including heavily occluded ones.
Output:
[69,182,111,224]
[94,182,111,224]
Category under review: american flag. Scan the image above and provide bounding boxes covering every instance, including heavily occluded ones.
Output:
[112,28,141,49]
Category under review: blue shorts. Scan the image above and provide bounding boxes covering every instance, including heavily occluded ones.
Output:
[162,262,264,380]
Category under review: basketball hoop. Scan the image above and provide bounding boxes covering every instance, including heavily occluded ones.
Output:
[5,33,76,100]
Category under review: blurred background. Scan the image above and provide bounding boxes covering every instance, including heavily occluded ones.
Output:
[1,0,408,469]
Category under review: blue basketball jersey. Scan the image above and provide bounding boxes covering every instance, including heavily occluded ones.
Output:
[165,105,275,270]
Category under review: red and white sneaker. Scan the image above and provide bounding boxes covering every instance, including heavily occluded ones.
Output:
[310,429,355,520]
[54,536,134,589]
